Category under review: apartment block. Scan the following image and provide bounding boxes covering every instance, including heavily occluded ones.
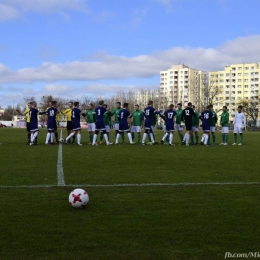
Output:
[209,63,260,121]
[159,64,207,110]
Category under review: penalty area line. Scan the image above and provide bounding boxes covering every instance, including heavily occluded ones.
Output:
[0,182,260,188]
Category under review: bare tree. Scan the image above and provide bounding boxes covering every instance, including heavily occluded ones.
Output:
[240,98,259,126]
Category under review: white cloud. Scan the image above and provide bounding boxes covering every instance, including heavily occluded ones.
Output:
[0,0,87,21]
[1,35,260,84]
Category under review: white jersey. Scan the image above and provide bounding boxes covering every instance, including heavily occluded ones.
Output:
[233,112,246,127]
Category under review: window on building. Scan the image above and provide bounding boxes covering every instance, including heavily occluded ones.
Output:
[238,67,242,70]
[245,67,249,70]
[238,91,241,94]
[245,85,248,88]
[251,66,255,70]
[238,73,242,76]
[238,79,241,82]
[245,79,248,82]
[226,73,230,76]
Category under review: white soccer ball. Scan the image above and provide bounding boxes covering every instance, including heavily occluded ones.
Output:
[69,188,89,208]
[59,138,64,142]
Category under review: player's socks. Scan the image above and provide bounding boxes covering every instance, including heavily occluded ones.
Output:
[137,133,141,143]
[148,134,151,142]
[45,133,50,144]
[204,135,208,145]
[225,134,228,144]
[153,133,155,142]
[51,132,54,143]
[162,133,168,141]
[127,132,133,143]
[122,133,125,143]
[115,133,120,144]
[165,135,169,144]
[195,135,199,144]
[100,134,104,142]
[107,133,110,142]
[92,134,97,145]
[234,134,237,143]
[77,134,81,145]
[72,135,76,144]
[55,132,58,142]
[31,132,38,143]
[179,133,183,142]
[240,134,243,144]
[66,132,75,141]
[207,136,210,145]
[190,135,194,143]
[89,133,93,143]
[185,133,190,145]
[27,133,31,143]
[201,134,205,144]
[169,133,173,145]
[131,133,134,141]
[142,133,147,143]
[222,134,225,143]
[150,133,155,143]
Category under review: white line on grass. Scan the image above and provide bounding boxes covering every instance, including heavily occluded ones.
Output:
[0,182,260,188]
[57,129,65,186]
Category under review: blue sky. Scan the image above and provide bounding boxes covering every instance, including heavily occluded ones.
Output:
[1,0,260,107]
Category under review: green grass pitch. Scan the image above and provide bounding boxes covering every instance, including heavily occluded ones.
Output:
[0,128,260,260]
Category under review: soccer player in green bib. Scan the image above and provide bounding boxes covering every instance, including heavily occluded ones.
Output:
[129,104,143,144]
[209,104,218,146]
[111,102,124,143]
[85,104,96,144]
[175,103,184,144]
[191,105,199,145]
[220,106,229,145]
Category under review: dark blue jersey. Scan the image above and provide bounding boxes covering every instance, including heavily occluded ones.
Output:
[95,106,106,123]
[29,107,39,131]
[164,109,176,124]
[200,110,213,127]
[143,106,155,121]
[118,109,130,123]
[46,107,57,130]
[72,108,81,124]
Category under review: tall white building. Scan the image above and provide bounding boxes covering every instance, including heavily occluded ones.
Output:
[159,64,207,110]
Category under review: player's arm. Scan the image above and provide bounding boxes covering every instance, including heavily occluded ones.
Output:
[181,110,185,122]
[199,113,203,121]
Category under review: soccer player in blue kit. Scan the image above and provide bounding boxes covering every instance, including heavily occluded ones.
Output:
[115,103,135,145]
[44,102,58,145]
[142,100,160,145]
[65,102,83,146]
[92,100,113,146]
[160,104,176,146]
[199,105,214,145]
[29,101,39,145]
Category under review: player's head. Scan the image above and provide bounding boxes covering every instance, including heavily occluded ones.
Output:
[74,101,79,107]
[135,104,139,110]
[206,105,211,110]
[99,100,104,106]
[177,103,182,109]
[148,100,153,106]
[52,101,57,107]
[123,102,128,108]
[187,102,192,107]
[169,104,174,109]
[31,101,37,107]
[209,104,213,110]
[88,103,94,109]
[192,105,195,110]
[222,106,227,111]
[238,105,242,112]
[103,104,108,109]
[27,102,31,108]
[48,101,52,106]
[116,102,121,108]
[68,101,73,108]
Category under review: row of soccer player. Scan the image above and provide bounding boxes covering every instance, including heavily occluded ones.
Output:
[15,100,246,146]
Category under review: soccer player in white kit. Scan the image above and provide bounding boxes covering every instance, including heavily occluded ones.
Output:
[232,106,246,146]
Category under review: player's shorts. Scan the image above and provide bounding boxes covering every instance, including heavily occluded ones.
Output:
[165,123,174,132]
[175,124,183,131]
[131,126,141,133]
[26,122,30,132]
[222,127,229,134]
[119,122,130,132]
[30,123,39,132]
[114,123,119,131]
[144,122,153,131]
[96,121,106,131]
[185,123,192,131]
[202,126,210,132]
[234,126,243,134]
[105,125,110,132]
[88,123,96,132]
[67,121,73,131]
[210,126,216,132]
[72,121,81,131]
[192,126,198,132]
